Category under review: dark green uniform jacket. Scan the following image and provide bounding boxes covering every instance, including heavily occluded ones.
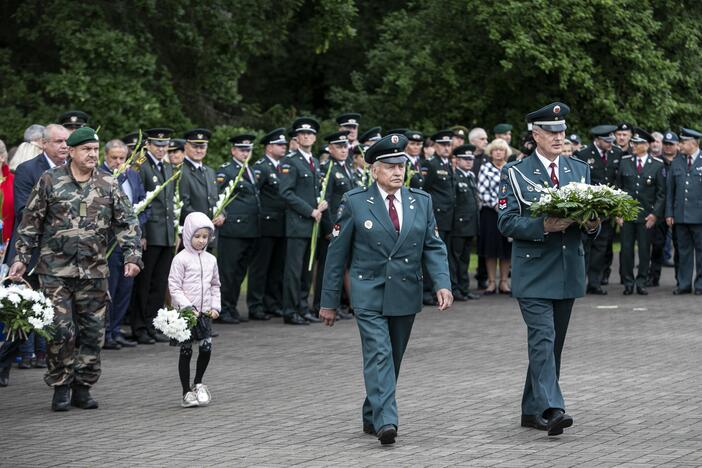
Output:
[422,157,455,231]
[253,156,286,237]
[139,153,176,247]
[278,150,321,238]
[216,160,260,238]
[617,155,666,222]
[452,168,479,237]
[179,158,219,224]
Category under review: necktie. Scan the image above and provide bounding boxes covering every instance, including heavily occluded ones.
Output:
[601,150,608,167]
[308,157,315,173]
[637,158,643,174]
[157,162,164,175]
[276,164,281,174]
[688,155,693,171]
[387,194,400,233]
[549,162,559,188]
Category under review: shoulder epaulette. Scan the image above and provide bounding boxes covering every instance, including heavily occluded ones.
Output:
[504,159,524,170]
[652,156,663,163]
[408,187,430,197]
[622,155,633,159]
[219,161,231,169]
[346,186,368,197]
[568,156,588,166]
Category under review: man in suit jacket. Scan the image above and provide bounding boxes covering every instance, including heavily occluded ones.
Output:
[278,117,328,325]
[574,125,622,294]
[247,129,288,320]
[320,134,452,445]
[215,134,260,323]
[616,128,665,296]
[666,127,702,294]
[101,140,148,350]
[128,128,177,344]
[498,102,600,436]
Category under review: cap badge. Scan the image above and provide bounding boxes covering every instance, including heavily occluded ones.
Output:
[413,134,420,139]
[458,130,465,136]
[349,119,357,124]
[243,140,251,145]
[302,124,311,129]
[391,135,399,144]
[278,135,284,140]
[197,133,204,139]
[158,133,165,138]
[70,116,78,122]
[666,133,672,139]
[553,105,561,114]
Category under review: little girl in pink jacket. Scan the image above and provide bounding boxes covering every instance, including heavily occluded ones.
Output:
[168,212,221,408]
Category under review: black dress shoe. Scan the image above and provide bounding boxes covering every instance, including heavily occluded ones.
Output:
[695,290,702,295]
[636,286,648,295]
[135,332,155,345]
[302,312,321,323]
[103,340,122,350]
[249,311,272,321]
[151,331,170,343]
[587,286,607,295]
[115,335,137,347]
[269,309,284,318]
[520,414,547,430]
[545,409,573,436]
[601,278,609,286]
[0,366,10,387]
[283,313,309,325]
[422,296,437,306]
[477,280,488,290]
[452,292,467,301]
[363,423,376,435]
[52,385,71,411]
[465,292,481,300]
[376,425,397,445]
[71,384,98,409]
[673,287,692,295]
[623,287,634,295]
[215,313,239,324]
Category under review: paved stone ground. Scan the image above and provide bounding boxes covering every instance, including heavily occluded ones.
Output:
[2,261,702,467]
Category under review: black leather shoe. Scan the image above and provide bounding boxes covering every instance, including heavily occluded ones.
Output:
[636,286,648,295]
[151,331,170,343]
[302,312,321,323]
[135,332,155,345]
[453,292,467,301]
[269,309,284,318]
[103,340,122,350]
[283,313,309,325]
[422,296,437,306]
[363,423,376,435]
[545,409,573,436]
[336,309,354,320]
[695,290,702,295]
[520,414,547,431]
[215,313,240,324]
[465,292,481,300]
[477,280,488,290]
[623,287,634,295]
[115,335,137,347]
[52,385,71,411]
[0,366,9,387]
[673,287,692,295]
[587,286,607,295]
[376,425,397,445]
[601,278,609,286]
[249,311,272,321]
[71,384,98,409]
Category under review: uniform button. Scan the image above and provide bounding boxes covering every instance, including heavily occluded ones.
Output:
[404,258,409,263]
[402,277,407,281]
[686,181,690,185]
[377,242,381,246]
[388,257,392,261]
[526,254,530,258]
[685,189,689,193]
[562,245,566,250]
[236,219,241,223]
[358,275,362,279]
[387,276,392,279]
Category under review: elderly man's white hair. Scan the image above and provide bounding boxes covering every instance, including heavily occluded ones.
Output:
[24,124,45,143]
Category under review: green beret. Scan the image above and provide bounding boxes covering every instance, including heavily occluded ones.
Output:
[493,123,512,134]
[67,127,99,147]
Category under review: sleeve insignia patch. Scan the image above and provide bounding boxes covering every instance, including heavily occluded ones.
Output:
[332,223,341,237]
[498,198,507,210]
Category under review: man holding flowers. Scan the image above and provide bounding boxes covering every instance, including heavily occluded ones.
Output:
[497,102,600,436]
[9,127,142,411]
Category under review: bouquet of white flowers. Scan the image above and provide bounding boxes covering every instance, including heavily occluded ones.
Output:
[0,279,55,341]
[530,182,641,227]
[152,306,198,343]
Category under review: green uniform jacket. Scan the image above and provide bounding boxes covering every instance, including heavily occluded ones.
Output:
[573,144,622,186]
[422,157,455,231]
[180,158,219,224]
[452,169,479,237]
[497,154,596,299]
[14,161,143,278]
[216,160,260,238]
[666,153,702,223]
[406,156,425,189]
[320,184,450,316]
[252,156,286,237]
[321,159,355,235]
[139,153,176,247]
[278,150,320,238]
[616,155,665,222]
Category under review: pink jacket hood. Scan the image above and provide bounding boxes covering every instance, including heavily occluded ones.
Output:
[182,212,215,254]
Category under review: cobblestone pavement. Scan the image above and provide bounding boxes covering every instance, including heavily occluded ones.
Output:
[2,262,701,467]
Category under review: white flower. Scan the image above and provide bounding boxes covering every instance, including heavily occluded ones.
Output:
[28,317,44,329]
[7,293,21,305]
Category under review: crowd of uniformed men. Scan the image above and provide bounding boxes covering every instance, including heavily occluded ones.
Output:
[5,110,702,353]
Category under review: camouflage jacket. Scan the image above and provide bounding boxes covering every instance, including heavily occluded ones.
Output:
[13,161,143,278]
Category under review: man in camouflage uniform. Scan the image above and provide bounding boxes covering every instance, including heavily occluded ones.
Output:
[10,127,142,411]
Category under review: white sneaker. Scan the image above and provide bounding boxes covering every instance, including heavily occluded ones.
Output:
[181,390,199,408]
[193,383,211,406]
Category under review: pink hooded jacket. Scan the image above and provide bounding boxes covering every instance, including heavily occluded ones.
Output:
[168,212,221,313]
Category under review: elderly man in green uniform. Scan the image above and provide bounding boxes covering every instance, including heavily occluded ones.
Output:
[574,125,622,294]
[215,134,261,323]
[617,128,665,296]
[450,144,481,300]
[312,131,355,320]
[498,102,600,436]
[279,117,328,325]
[319,133,453,445]
[247,129,288,319]
[404,130,425,189]
[129,128,177,345]
[666,127,702,295]
[9,127,142,411]
[180,129,223,228]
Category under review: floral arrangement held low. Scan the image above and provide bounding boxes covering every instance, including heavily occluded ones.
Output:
[0,279,55,341]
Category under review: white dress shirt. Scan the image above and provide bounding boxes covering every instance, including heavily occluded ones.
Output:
[536,150,560,175]
[185,156,203,169]
[377,185,403,230]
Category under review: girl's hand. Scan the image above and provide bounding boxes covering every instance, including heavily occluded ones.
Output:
[208,309,220,320]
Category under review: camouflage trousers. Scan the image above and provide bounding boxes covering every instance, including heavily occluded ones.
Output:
[39,275,109,387]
